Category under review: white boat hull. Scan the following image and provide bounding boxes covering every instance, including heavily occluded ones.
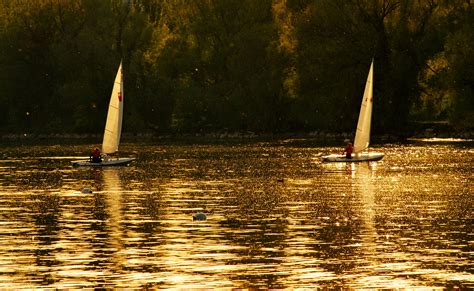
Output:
[71,158,135,167]
[321,152,384,163]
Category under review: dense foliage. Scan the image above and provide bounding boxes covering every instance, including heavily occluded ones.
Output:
[0,0,472,134]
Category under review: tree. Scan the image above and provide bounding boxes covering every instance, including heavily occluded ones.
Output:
[0,0,154,133]
[442,2,474,129]
[154,0,289,132]
[288,0,453,134]
[0,0,472,135]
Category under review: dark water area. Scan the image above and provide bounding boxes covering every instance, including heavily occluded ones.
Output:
[0,138,472,289]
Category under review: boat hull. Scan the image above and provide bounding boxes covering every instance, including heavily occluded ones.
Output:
[321,152,384,163]
[71,158,135,167]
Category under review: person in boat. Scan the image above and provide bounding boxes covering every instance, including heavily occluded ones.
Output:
[91,147,102,163]
[344,142,353,159]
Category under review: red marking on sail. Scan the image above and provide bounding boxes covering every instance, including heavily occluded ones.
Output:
[118,91,122,102]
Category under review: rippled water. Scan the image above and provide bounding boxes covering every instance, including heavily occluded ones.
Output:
[0,138,472,289]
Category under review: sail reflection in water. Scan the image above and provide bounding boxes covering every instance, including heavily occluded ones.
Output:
[0,140,472,288]
[349,163,416,287]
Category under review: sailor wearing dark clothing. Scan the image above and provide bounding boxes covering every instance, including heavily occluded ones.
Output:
[344,142,353,159]
[91,147,102,163]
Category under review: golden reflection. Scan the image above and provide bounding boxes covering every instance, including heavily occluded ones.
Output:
[280,178,339,283]
[351,164,417,288]
[101,168,126,270]
[56,168,127,286]
[154,175,238,288]
[0,142,472,288]
[352,164,376,253]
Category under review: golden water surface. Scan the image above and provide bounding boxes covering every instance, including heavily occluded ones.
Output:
[0,138,472,288]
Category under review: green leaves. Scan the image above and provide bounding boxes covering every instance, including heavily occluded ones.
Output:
[0,0,471,134]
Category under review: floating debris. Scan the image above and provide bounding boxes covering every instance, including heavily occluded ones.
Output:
[193,212,207,221]
[81,187,93,194]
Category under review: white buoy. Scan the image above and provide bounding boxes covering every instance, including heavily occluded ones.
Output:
[193,212,207,221]
[81,187,93,194]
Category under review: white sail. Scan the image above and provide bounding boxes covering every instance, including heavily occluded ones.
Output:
[353,60,373,153]
[102,61,123,154]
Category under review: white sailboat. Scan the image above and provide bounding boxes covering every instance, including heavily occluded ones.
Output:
[72,61,135,167]
[322,60,384,163]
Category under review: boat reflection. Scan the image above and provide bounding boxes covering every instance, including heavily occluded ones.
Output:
[320,162,422,288]
[88,168,164,287]
[348,163,403,287]
[89,168,126,274]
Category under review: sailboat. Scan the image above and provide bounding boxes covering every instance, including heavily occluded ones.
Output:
[321,60,384,163]
[72,61,135,167]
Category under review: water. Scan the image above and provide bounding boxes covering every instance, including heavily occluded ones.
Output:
[0,138,472,289]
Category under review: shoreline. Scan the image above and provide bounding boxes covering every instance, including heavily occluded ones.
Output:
[1,129,473,143]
